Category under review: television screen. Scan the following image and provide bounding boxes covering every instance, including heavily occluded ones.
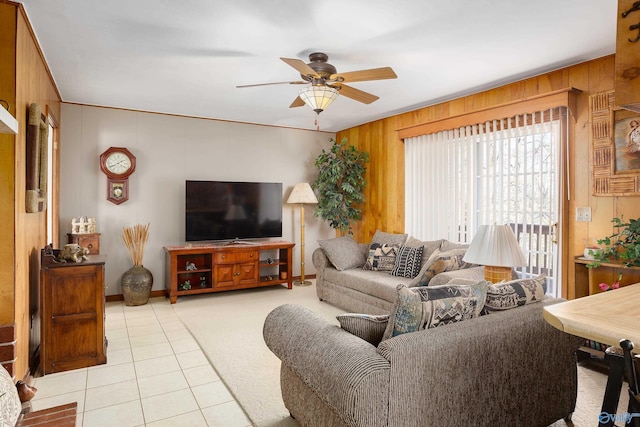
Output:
[185,180,283,242]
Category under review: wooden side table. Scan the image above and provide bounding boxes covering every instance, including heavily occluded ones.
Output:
[40,250,107,374]
[67,233,101,255]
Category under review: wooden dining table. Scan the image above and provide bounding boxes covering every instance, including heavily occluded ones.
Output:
[543,283,640,427]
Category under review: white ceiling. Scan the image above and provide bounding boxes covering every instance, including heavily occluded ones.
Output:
[18,0,617,132]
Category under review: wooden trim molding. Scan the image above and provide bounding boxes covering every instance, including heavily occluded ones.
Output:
[397,88,581,140]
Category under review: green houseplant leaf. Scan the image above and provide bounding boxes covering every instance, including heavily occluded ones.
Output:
[586,216,640,268]
[312,137,369,235]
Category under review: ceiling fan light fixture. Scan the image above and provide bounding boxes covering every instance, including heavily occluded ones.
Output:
[298,85,339,114]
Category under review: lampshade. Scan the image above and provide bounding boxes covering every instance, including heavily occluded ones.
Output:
[298,86,339,114]
[286,183,318,204]
[463,224,526,267]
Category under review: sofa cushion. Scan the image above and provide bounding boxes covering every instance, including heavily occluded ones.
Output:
[382,281,488,340]
[428,266,486,287]
[371,230,408,246]
[336,313,389,345]
[439,241,470,252]
[390,245,424,278]
[318,235,366,271]
[482,275,547,314]
[404,236,444,267]
[324,267,413,303]
[363,243,399,271]
[414,248,477,286]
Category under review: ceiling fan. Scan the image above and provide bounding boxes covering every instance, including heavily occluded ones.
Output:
[236,52,397,114]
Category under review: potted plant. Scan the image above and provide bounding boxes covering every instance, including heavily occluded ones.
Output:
[587,216,640,268]
[121,223,153,305]
[312,137,369,235]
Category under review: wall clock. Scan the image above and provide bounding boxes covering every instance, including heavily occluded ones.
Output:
[99,147,136,204]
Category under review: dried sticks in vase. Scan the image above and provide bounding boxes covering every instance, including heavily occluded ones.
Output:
[122,223,150,266]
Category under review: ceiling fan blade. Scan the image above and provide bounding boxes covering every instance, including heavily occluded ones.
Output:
[280,57,319,78]
[236,81,307,88]
[331,84,379,104]
[289,97,306,108]
[331,67,397,83]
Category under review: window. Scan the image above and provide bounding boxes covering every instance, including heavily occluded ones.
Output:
[405,107,567,296]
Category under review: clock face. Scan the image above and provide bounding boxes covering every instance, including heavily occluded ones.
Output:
[100,147,136,179]
[105,151,132,174]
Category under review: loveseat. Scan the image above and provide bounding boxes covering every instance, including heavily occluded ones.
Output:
[313,231,488,314]
[264,298,581,427]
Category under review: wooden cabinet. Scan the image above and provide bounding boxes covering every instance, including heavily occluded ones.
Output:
[67,232,101,255]
[213,250,258,288]
[164,241,294,303]
[616,0,640,111]
[40,251,107,374]
[574,257,640,298]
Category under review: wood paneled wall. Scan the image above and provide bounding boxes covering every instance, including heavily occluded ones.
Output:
[0,1,61,378]
[0,1,18,371]
[337,55,640,299]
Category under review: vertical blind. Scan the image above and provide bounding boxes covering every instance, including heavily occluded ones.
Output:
[405,107,567,296]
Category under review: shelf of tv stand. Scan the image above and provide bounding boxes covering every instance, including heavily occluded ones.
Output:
[164,240,294,303]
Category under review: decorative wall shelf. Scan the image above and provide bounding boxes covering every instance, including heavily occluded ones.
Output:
[0,105,18,134]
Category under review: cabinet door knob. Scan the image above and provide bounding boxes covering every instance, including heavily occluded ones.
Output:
[87,243,93,249]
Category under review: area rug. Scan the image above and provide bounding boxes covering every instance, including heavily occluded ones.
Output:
[171,282,343,426]
[172,282,630,427]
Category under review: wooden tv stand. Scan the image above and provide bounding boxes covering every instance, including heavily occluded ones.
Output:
[163,240,294,303]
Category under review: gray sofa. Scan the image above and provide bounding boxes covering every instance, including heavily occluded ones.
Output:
[263,301,581,427]
[313,237,487,314]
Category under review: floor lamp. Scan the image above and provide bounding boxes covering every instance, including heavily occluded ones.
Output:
[286,183,318,286]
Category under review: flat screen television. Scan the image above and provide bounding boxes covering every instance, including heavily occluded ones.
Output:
[185,180,283,242]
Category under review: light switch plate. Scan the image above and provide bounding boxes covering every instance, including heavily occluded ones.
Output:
[576,207,592,222]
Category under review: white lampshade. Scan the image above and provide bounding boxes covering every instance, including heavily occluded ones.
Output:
[298,86,339,114]
[463,224,526,267]
[286,183,318,204]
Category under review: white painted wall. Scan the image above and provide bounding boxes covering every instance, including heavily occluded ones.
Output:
[59,104,335,296]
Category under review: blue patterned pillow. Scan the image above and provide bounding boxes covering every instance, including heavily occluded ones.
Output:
[382,281,489,340]
[363,243,399,271]
[390,245,425,278]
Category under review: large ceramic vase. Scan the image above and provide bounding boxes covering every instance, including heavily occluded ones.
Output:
[121,265,153,306]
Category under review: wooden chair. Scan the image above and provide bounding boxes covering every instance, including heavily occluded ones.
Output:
[621,340,640,427]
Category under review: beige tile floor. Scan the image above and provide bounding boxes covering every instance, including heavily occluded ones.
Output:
[29,297,253,427]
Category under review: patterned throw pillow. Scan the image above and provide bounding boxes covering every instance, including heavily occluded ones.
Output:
[390,245,425,278]
[415,248,477,286]
[363,243,399,271]
[318,235,366,271]
[336,313,389,345]
[482,275,547,314]
[0,364,21,427]
[382,281,489,340]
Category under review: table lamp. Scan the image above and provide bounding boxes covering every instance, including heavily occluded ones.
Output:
[286,183,318,286]
[463,224,526,283]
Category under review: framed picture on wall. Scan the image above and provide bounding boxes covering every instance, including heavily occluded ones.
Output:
[589,91,640,196]
[613,108,640,174]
